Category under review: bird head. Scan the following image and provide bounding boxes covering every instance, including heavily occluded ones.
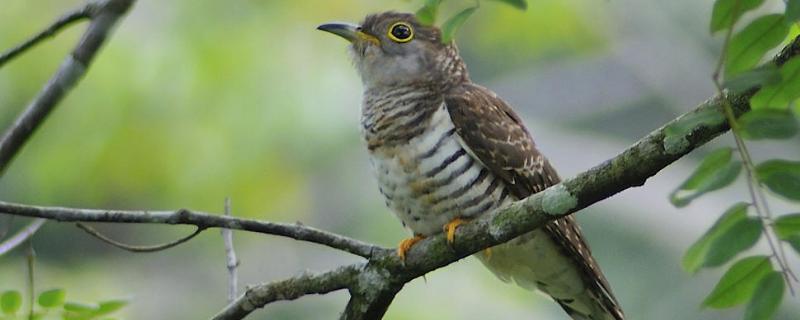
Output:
[318,12,468,90]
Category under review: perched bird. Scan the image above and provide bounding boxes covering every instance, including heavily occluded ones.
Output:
[318,12,624,320]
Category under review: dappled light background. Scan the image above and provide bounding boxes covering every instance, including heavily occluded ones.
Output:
[1,0,799,319]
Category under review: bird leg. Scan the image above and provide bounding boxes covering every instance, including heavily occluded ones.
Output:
[397,234,425,261]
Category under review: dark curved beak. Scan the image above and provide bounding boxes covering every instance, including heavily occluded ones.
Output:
[317,22,360,43]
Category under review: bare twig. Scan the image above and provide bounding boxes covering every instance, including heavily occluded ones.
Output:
[221,197,239,303]
[0,0,135,177]
[0,5,93,68]
[0,218,45,256]
[76,222,204,252]
[212,265,361,320]
[0,201,388,259]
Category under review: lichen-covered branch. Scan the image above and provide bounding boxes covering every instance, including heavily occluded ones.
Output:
[0,201,388,259]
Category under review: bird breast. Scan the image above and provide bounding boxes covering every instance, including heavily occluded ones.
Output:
[365,104,511,236]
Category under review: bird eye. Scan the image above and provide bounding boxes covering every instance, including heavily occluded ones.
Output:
[387,22,414,43]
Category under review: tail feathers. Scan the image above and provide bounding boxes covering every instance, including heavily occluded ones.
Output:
[555,289,624,320]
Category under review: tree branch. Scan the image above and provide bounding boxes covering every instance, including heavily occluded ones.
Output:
[212,264,361,320]
[0,5,93,68]
[0,201,389,259]
[0,0,135,176]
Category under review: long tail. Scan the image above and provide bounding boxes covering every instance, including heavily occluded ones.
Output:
[475,218,624,320]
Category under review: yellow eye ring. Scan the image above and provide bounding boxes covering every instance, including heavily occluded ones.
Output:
[387,22,414,43]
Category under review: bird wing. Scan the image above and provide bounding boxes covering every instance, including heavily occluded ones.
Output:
[444,83,623,319]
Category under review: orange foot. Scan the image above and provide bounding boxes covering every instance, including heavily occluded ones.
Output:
[397,235,425,261]
[443,217,470,246]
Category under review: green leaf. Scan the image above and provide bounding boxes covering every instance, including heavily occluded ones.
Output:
[670,148,742,207]
[703,255,772,308]
[726,14,790,78]
[750,56,800,110]
[787,0,800,22]
[62,302,96,314]
[786,234,800,254]
[441,6,478,44]
[774,214,800,239]
[710,0,766,33]
[756,159,800,201]
[489,0,527,10]
[37,288,65,308]
[682,202,749,273]
[95,300,128,316]
[704,217,762,267]
[739,109,799,140]
[0,291,21,315]
[415,0,441,26]
[744,271,785,320]
[722,64,781,92]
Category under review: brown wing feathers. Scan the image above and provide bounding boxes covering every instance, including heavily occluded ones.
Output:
[445,83,623,320]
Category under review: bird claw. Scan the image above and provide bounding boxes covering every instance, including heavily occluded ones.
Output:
[397,235,425,261]
[443,217,469,247]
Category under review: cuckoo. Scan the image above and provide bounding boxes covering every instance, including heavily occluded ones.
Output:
[318,12,624,320]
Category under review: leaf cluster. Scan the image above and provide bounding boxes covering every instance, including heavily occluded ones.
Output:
[672,1,800,319]
[1,289,127,320]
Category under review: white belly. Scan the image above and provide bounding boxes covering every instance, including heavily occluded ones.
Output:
[366,106,508,236]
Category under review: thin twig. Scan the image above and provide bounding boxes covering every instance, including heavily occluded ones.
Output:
[221,197,239,303]
[0,0,135,177]
[0,5,93,68]
[0,218,45,256]
[0,201,387,259]
[76,222,203,252]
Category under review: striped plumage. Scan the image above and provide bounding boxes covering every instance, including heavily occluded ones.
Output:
[320,11,624,320]
[363,86,510,236]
